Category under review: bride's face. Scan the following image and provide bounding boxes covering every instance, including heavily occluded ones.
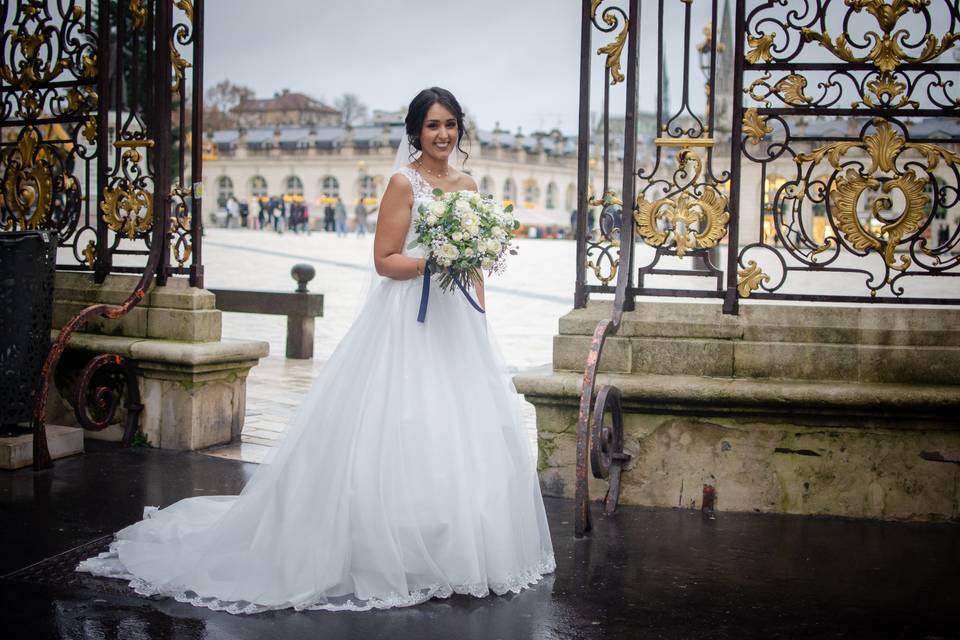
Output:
[419,102,458,163]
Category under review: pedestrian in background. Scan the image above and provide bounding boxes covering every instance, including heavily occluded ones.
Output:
[324,201,336,232]
[335,197,348,237]
[225,195,239,228]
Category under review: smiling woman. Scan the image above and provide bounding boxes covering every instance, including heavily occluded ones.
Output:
[77,87,556,614]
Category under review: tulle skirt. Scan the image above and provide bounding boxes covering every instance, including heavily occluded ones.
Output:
[76,274,556,614]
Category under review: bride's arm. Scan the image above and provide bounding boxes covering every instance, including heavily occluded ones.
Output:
[374,174,427,280]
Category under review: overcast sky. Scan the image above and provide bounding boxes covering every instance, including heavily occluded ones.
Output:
[202,0,725,134]
[202,1,955,134]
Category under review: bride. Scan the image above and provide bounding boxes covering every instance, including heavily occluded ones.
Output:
[77,87,556,614]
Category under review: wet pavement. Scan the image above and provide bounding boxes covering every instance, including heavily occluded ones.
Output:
[1,441,957,640]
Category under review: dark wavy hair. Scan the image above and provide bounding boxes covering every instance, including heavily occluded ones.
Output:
[405,87,470,165]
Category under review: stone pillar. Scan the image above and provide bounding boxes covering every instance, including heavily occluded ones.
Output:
[515,301,960,522]
[48,273,268,450]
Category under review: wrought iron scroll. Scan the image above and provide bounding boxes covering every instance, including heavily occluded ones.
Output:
[5,0,190,469]
[0,0,203,285]
[726,0,960,311]
[573,0,637,538]
[576,0,631,307]
[633,0,732,299]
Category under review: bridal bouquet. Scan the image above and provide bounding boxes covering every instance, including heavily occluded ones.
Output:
[408,188,519,293]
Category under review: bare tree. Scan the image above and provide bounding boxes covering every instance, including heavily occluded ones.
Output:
[334,93,368,126]
[204,79,255,130]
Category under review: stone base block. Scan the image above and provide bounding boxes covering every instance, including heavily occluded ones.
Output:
[48,331,268,451]
[517,371,960,522]
[0,425,84,470]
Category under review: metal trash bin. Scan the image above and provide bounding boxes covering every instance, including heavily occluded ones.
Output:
[0,231,57,434]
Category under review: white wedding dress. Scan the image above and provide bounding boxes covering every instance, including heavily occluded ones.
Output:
[76,166,556,614]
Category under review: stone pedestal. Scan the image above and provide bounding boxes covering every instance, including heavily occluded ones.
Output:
[48,273,269,451]
[0,425,83,470]
[515,302,960,522]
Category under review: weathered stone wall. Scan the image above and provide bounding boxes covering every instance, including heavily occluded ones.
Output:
[515,302,960,522]
[48,273,268,450]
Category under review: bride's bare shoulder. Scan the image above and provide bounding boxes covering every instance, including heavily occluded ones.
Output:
[383,171,413,204]
[385,171,414,196]
[454,170,478,192]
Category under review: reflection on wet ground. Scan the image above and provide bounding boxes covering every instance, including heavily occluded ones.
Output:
[1,441,957,639]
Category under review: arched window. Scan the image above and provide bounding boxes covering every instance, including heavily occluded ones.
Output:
[359,175,381,204]
[545,182,558,209]
[321,175,340,198]
[523,179,540,208]
[216,175,234,207]
[565,183,576,211]
[503,178,517,204]
[249,175,268,200]
[285,175,304,197]
[480,175,494,196]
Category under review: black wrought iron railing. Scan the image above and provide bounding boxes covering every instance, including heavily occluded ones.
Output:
[0,0,204,468]
[572,0,960,537]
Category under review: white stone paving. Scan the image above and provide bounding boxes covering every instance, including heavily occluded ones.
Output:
[201,227,575,463]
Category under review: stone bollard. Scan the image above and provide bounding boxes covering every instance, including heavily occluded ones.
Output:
[286,263,316,359]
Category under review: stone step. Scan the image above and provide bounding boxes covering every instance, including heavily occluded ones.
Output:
[553,302,960,384]
[0,425,84,470]
[553,333,960,384]
[559,301,960,347]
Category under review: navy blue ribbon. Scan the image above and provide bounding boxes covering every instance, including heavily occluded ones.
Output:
[416,260,485,323]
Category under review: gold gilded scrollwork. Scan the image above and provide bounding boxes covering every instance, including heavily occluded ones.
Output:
[130,0,146,31]
[81,116,97,144]
[745,33,775,63]
[82,239,97,268]
[587,256,618,286]
[635,189,730,257]
[737,261,770,297]
[802,0,959,107]
[1,127,54,229]
[794,119,941,272]
[0,33,71,91]
[100,143,154,239]
[592,1,628,85]
[175,0,195,23]
[171,46,192,92]
[634,150,730,257]
[742,108,773,144]
[585,189,621,285]
[171,184,193,266]
[774,74,812,105]
[855,75,917,109]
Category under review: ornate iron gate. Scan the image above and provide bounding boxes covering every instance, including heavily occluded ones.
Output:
[0,0,204,468]
[573,0,959,536]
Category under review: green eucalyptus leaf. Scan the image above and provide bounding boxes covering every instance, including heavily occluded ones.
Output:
[432,188,444,197]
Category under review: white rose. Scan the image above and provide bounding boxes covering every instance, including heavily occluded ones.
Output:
[461,213,477,227]
[469,192,481,206]
[452,231,463,241]
[491,226,506,240]
[428,201,446,216]
[438,243,460,261]
[426,214,438,225]
[481,258,495,270]
[485,239,502,255]
[464,222,480,236]
[455,199,471,214]
[464,247,475,257]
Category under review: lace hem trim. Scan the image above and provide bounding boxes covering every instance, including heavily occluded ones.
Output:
[76,538,556,615]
